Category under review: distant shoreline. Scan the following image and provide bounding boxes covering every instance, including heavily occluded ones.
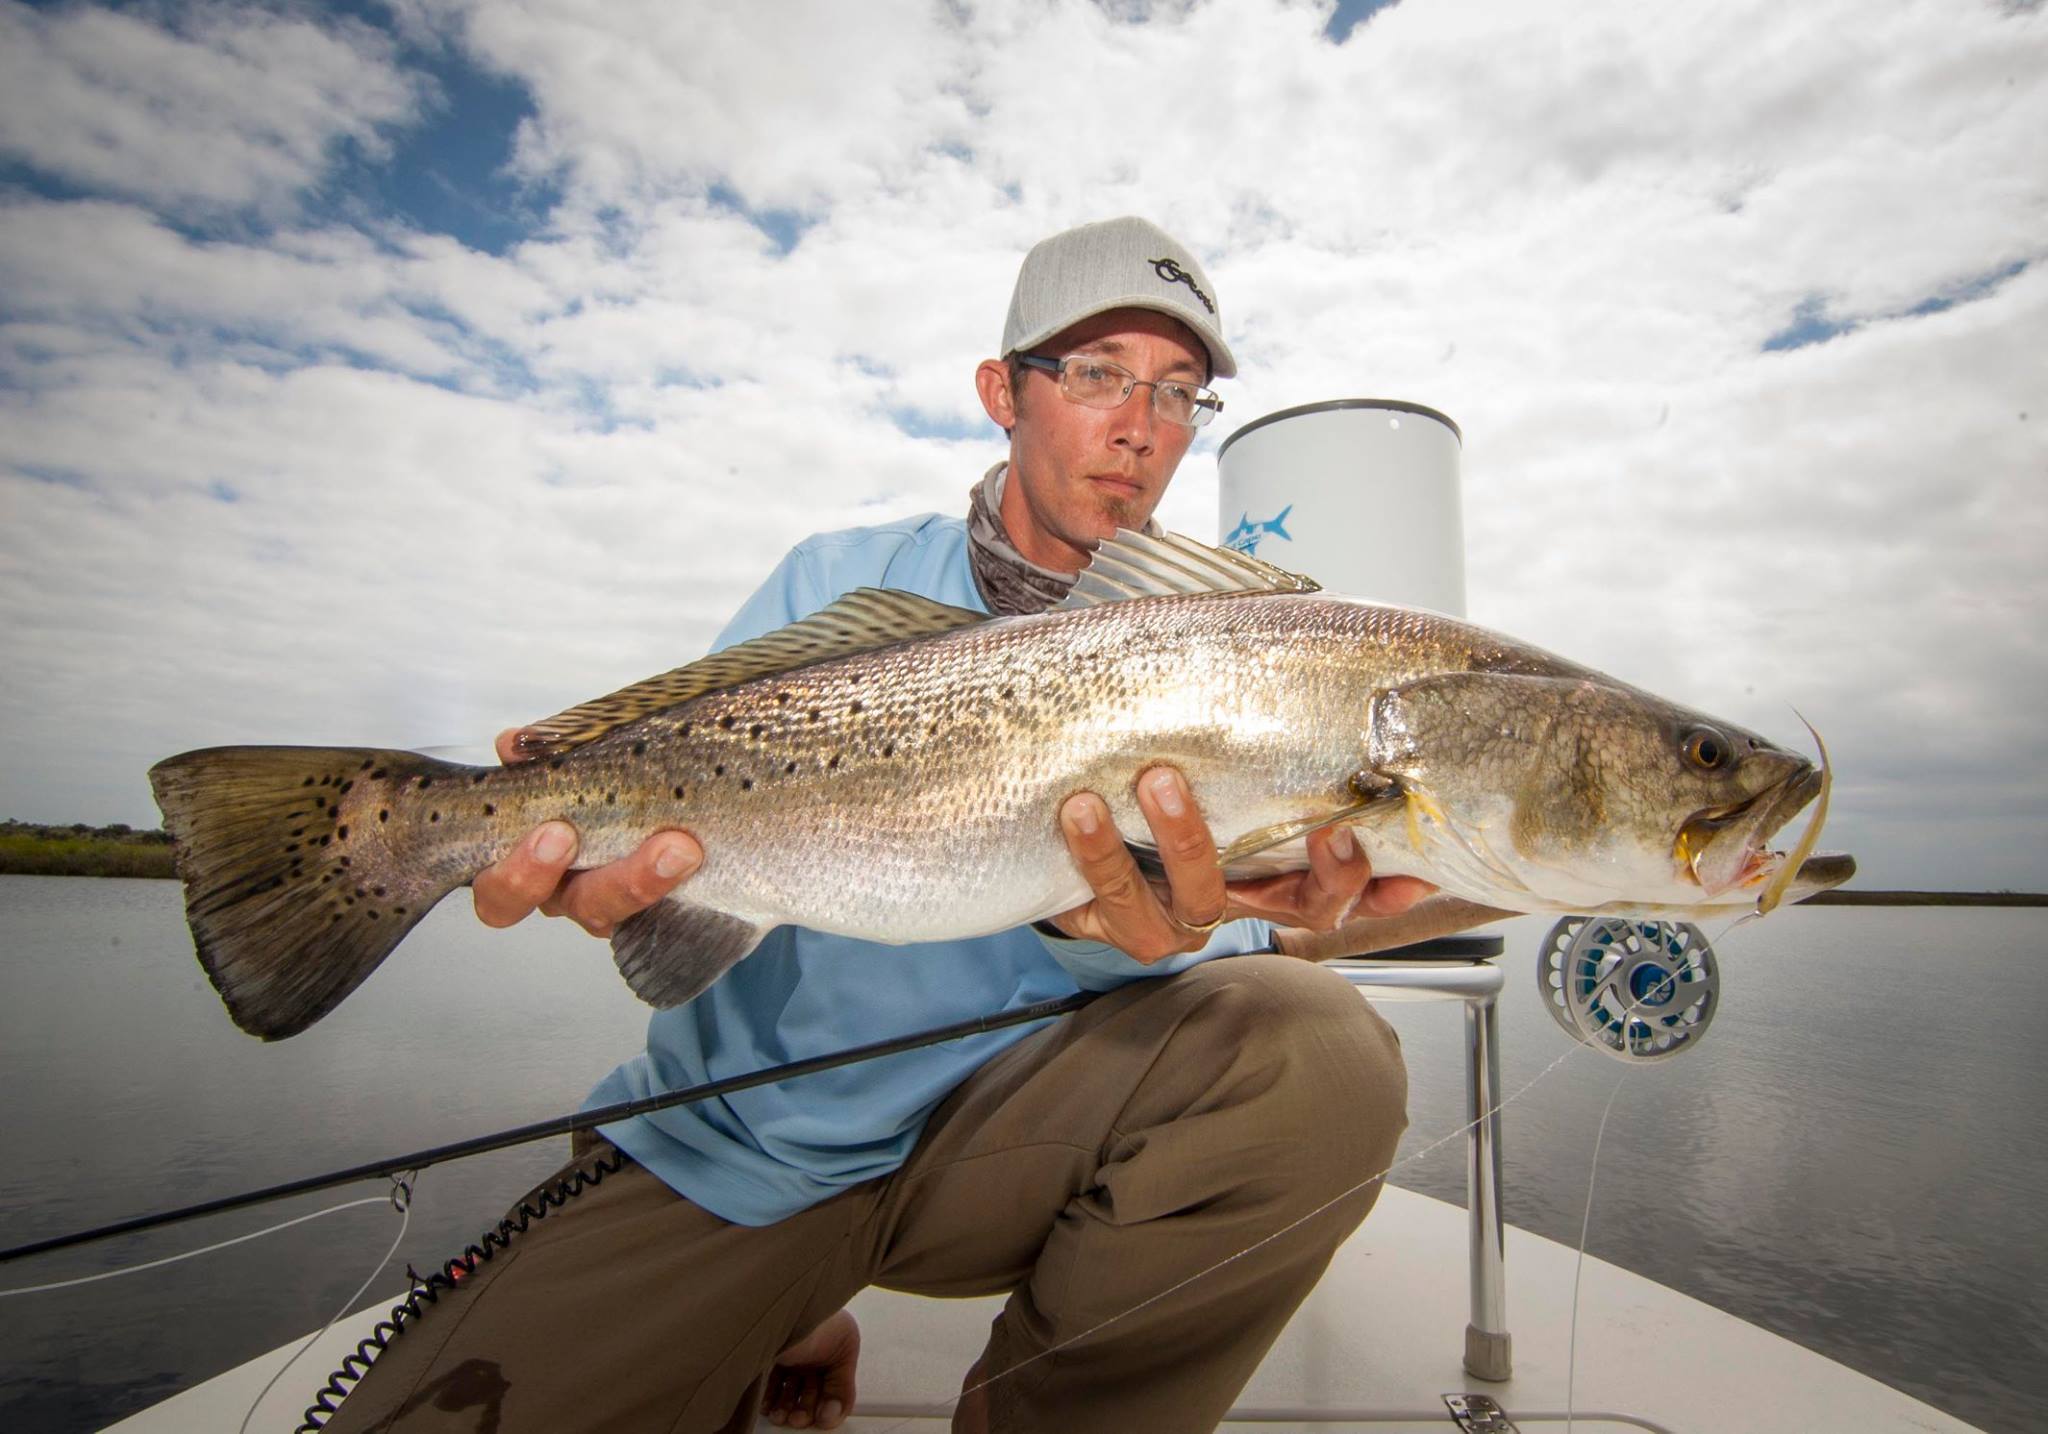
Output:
[0,823,176,879]
[1,823,2042,904]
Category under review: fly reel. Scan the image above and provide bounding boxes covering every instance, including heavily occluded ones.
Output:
[1537,917,1718,1062]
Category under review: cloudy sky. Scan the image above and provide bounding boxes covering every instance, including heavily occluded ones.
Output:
[0,0,2041,890]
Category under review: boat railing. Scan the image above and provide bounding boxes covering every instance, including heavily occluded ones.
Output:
[1329,937,1511,1381]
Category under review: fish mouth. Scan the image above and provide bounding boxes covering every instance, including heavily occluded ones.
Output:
[1676,762,1823,895]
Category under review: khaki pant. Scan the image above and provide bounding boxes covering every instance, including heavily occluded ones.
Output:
[321,955,1408,1433]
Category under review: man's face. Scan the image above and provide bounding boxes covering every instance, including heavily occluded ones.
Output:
[976,308,1208,573]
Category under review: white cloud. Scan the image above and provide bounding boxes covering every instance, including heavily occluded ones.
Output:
[0,0,424,216]
[0,0,2043,892]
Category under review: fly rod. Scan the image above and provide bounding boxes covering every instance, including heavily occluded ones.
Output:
[1,990,1097,1266]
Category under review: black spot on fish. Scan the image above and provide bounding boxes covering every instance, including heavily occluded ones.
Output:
[340,780,353,794]
[776,691,791,704]
[808,709,821,722]
[319,835,331,846]
[882,743,894,757]
[673,785,685,799]
[337,825,349,839]
[827,754,840,770]
[740,778,753,791]
[748,723,764,739]
[367,910,379,920]
[714,764,725,776]
[374,886,386,897]
[292,827,305,837]
[378,810,389,823]
[681,722,693,738]
[784,761,797,774]
[303,777,315,787]
[720,715,736,730]
[606,792,616,805]
[551,759,566,771]
[632,741,646,756]
[429,812,440,823]
[850,700,864,714]
[472,772,488,785]
[419,777,433,791]
[285,843,298,852]
[360,759,373,771]
[344,897,354,907]
[339,856,351,868]
[483,803,495,816]
[1001,686,1014,699]
[394,905,407,915]
[372,768,387,779]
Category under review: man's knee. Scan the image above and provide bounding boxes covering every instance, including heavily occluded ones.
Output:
[1177,955,1409,1155]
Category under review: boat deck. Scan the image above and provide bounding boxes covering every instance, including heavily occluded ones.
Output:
[107,1183,1977,1433]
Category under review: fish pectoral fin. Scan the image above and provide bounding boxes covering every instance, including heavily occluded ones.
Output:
[518,588,989,759]
[1125,837,1308,884]
[610,898,767,1008]
[1216,783,1403,868]
[1129,782,1401,881]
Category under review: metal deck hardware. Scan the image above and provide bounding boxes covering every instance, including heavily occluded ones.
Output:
[1444,1391,1520,1431]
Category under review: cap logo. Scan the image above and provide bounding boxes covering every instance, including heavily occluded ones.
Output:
[1148,257,1215,315]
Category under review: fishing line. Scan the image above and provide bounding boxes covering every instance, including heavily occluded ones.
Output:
[1566,1073,1629,1434]
[0,1196,391,1298]
[238,1175,415,1434]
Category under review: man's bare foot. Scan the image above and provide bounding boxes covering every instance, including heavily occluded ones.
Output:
[765,1308,859,1429]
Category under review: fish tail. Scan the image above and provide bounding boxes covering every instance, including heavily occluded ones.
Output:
[148,745,473,1040]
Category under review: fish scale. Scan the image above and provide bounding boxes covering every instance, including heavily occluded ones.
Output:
[149,530,1838,1041]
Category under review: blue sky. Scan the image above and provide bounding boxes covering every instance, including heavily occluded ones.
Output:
[0,0,2043,891]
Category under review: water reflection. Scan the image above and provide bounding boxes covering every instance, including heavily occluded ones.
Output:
[1,881,2042,1432]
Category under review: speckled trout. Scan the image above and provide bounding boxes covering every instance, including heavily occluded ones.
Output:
[151,531,1840,1040]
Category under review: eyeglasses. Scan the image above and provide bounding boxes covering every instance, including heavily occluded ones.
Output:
[1015,353,1224,429]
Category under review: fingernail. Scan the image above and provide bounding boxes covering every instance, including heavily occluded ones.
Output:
[1144,768,1184,817]
[532,823,573,864]
[820,1400,843,1425]
[654,839,697,880]
[1329,826,1357,861]
[1064,795,1101,836]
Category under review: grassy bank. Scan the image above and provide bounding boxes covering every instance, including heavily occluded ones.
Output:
[0,821,176,878]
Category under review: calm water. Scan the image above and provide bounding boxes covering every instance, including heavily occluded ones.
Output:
[1,876,2042,1432]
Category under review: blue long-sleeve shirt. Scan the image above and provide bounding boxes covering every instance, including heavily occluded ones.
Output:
[587,512,1272,1224]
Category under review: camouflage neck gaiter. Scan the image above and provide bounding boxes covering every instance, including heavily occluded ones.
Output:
[966,461,1163,617]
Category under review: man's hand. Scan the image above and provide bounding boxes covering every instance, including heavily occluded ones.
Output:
[1042,766,1435,961]
[471,727,703,937]
[764,1308,859,1429]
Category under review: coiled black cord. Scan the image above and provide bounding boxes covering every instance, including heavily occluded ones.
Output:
[297,1145,627,1431]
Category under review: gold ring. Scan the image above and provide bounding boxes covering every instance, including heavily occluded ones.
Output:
[1178,910,1228,934]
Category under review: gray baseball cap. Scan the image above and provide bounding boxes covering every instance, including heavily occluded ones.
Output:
[1000,216,1236,380]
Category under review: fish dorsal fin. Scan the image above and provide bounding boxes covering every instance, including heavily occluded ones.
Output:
[1054,529,1321,610]
[515,588,987,759]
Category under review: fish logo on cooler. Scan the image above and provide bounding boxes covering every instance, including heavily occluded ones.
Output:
[1224,505,1293,556]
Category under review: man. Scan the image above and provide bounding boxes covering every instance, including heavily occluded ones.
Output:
[327,218,1429,1433]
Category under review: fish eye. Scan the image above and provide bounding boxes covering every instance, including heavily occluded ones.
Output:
[1682,728,1731,771]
